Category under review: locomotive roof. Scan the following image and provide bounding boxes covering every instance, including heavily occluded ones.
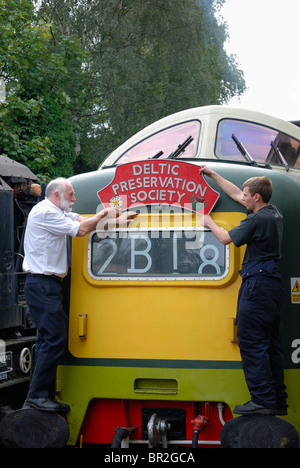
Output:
[100,105,300,170]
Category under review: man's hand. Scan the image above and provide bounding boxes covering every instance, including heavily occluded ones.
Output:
[199,165,244,206]
[77,207,137,237]
[112,210,138,227]
[202,213,232,245]
[199,165,215,178]
[101,206,121,219]
[98,209,137,230]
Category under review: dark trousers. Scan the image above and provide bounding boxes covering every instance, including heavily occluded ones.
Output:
[24,275,67,400]
[236,272,287,408]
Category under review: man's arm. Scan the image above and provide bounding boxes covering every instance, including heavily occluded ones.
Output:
[203,215,232,245]
[199,166,245,206]
[76,208,136,237]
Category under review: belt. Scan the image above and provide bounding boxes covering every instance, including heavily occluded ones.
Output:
[27,273,64,282]
[240,259,281,282]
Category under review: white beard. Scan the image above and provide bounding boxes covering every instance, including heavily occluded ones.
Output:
[60,194,74,213]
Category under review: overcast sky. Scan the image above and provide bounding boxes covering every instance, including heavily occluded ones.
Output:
[220,0,300,121]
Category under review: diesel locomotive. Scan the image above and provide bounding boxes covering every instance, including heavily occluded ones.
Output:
[23,106,300,447]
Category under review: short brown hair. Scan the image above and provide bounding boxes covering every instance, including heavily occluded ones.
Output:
[243,176,273,203]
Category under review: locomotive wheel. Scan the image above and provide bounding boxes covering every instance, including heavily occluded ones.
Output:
[0,408,69,448]
[19,347,31,374]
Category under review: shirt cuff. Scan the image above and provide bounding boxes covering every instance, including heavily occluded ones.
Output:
[70,220,80,237]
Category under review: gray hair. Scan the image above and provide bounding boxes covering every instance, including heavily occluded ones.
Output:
[45,177,68,199]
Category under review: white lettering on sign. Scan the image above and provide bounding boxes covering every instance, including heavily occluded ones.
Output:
[291,339,300,364]
[110,162,208,206]
[98,160,220,215]
[112,179,207,201]
[132,163,180,176]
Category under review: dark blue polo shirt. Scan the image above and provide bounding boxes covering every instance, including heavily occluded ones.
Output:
[229,204,283,267]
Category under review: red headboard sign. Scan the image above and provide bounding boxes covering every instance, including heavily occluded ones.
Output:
[97,161,219,214]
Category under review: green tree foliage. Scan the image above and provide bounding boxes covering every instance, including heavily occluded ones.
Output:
[41,0,245,172]
[0,0,83,179]
[0,0,51,178]
[0,0,245,178]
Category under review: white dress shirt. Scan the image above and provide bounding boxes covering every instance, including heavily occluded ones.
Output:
[23,198,80,278]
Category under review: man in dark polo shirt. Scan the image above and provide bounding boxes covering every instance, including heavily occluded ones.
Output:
[200,166,287,416]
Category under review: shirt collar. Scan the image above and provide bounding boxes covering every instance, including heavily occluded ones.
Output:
[44,197,63,213]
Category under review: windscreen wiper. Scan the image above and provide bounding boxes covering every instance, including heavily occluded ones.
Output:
[151,150,164,159]
[167,136,194,159]
[270,141,289,171]
[232,133,256,164]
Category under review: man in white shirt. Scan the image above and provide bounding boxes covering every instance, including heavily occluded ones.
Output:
[23,177,135,412]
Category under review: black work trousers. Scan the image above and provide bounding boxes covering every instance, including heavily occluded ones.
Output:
[24,275,67,400]
[236,270,287,409]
